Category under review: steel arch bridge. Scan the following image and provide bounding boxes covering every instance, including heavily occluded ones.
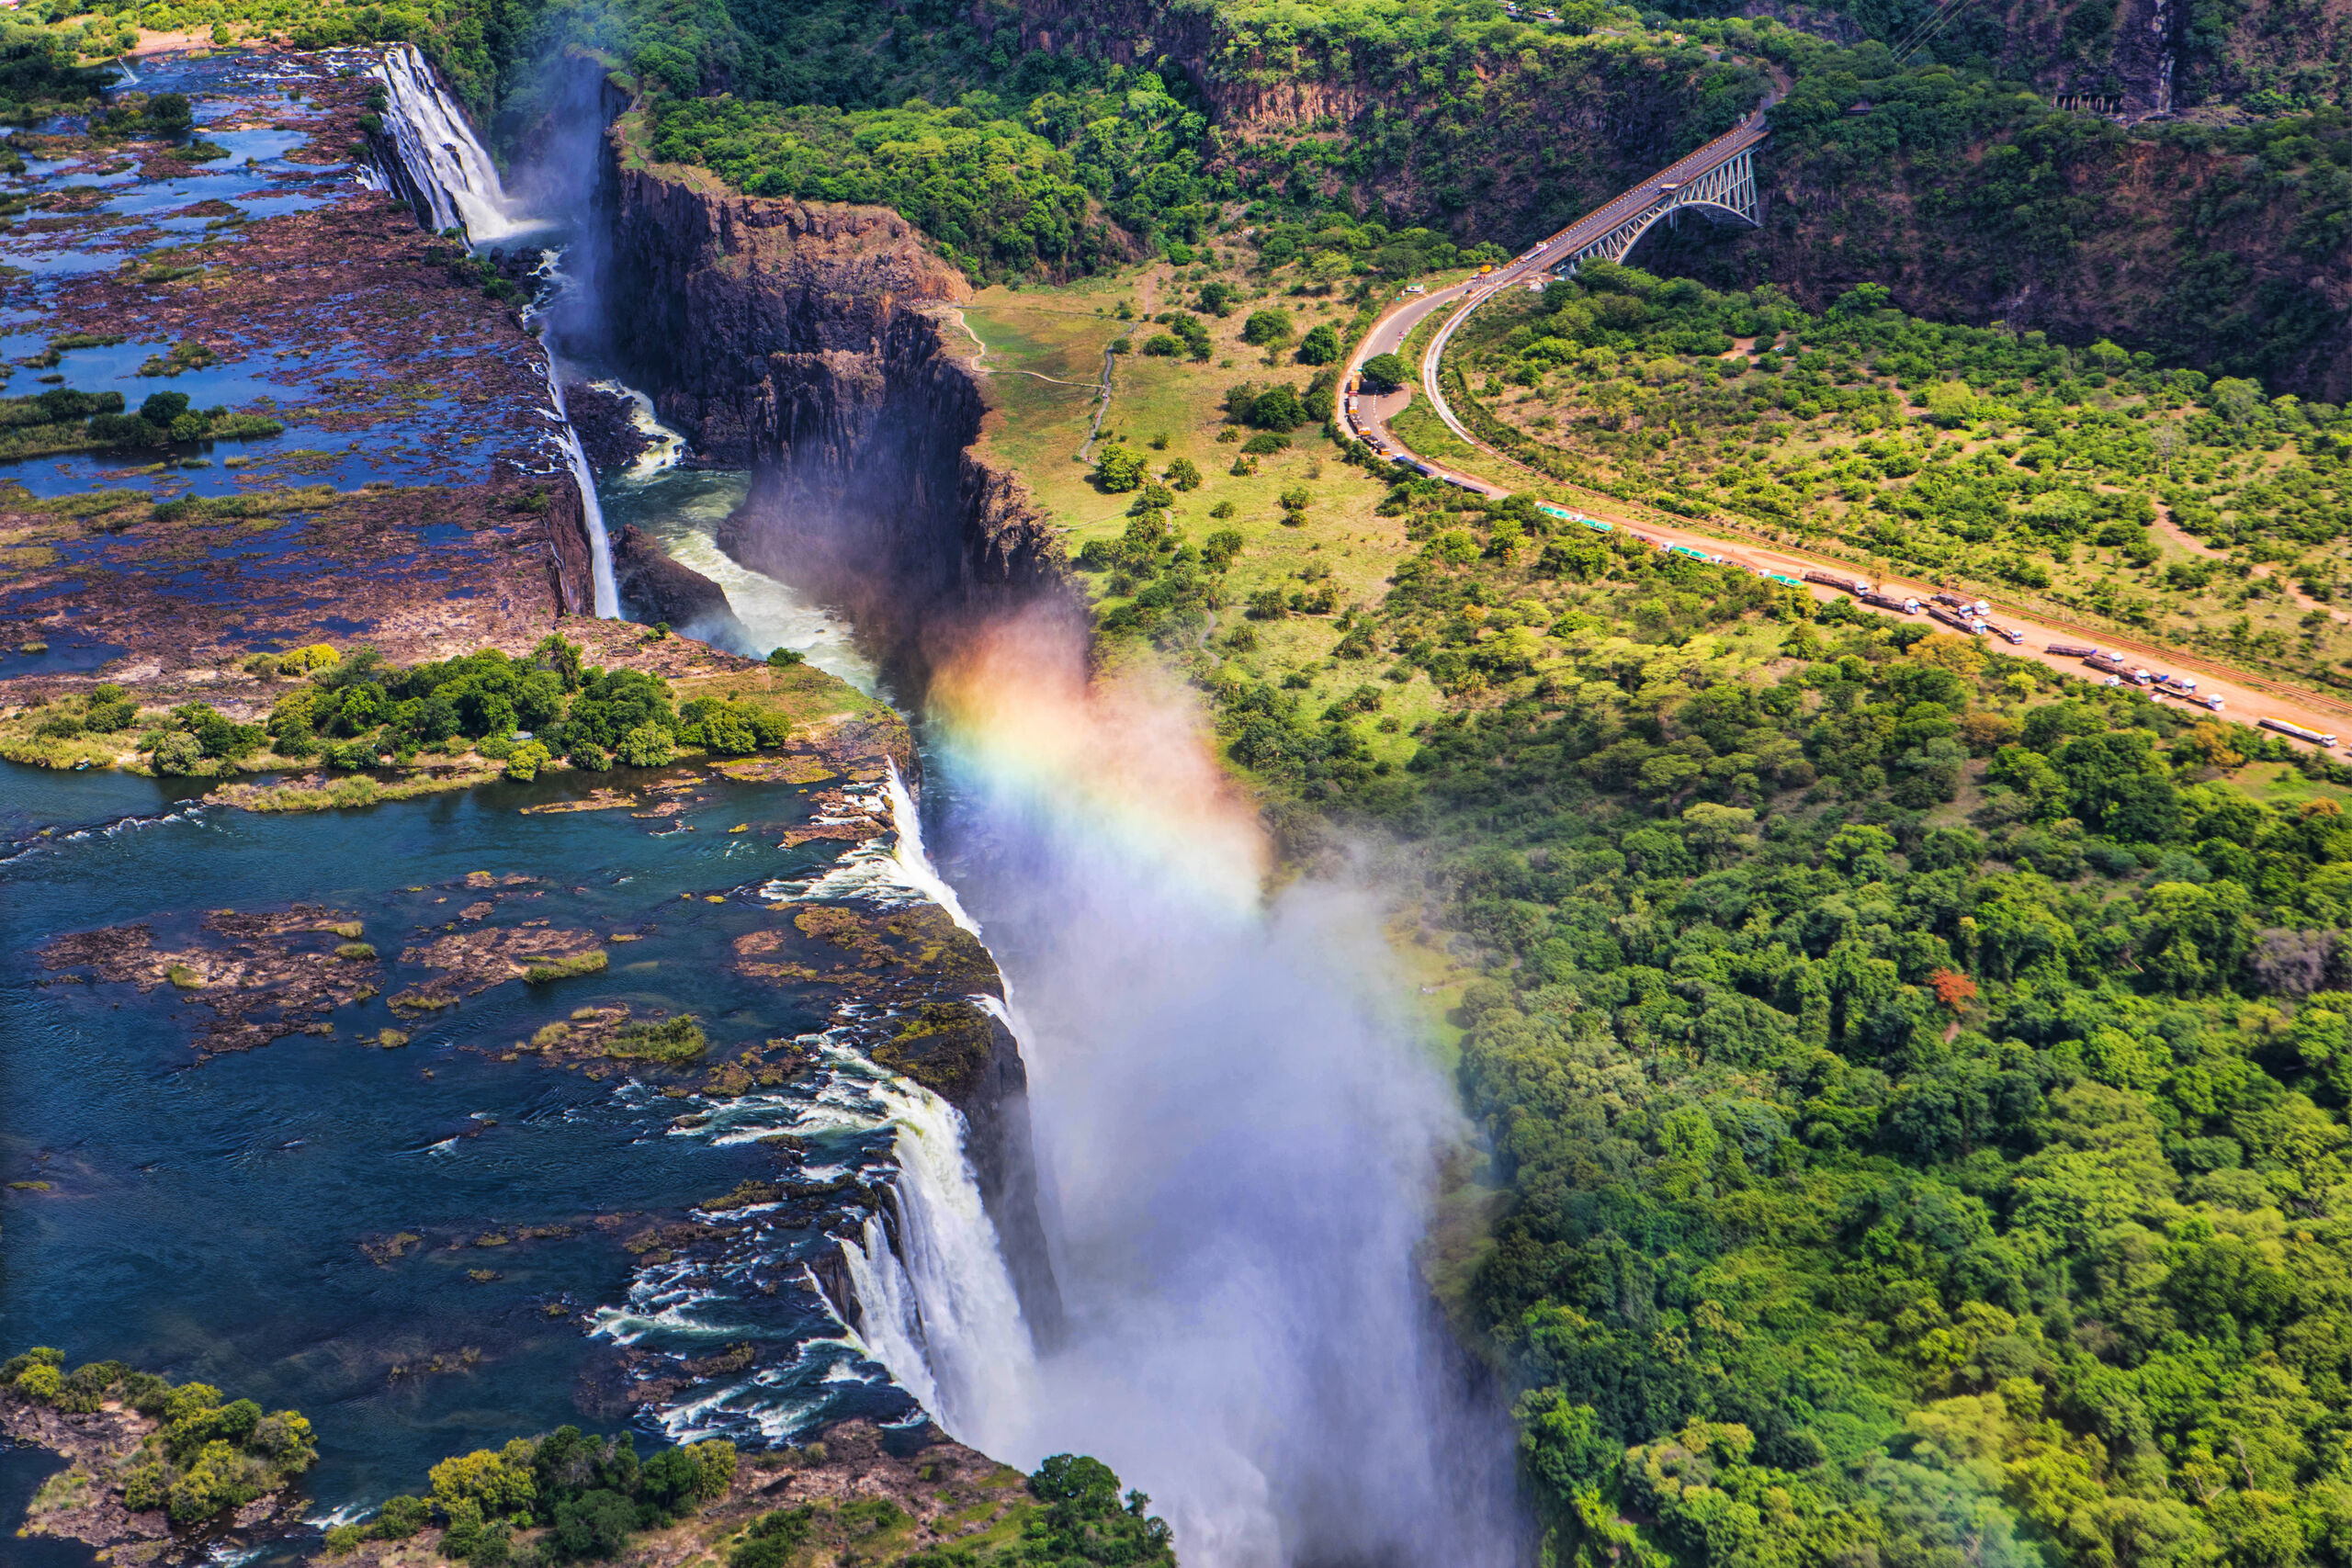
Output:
[1555,142,1761,273]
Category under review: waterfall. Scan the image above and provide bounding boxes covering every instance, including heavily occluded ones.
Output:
[369,43,537,243]
[364,44,611,615]
[539,365,620,616]
[836,1072,1036,1453]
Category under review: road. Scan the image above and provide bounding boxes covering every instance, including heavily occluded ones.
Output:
[1332,120,2352,750]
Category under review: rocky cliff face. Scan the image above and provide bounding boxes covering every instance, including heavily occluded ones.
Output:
[602,150,1071,1336]
[605,165,1073,662]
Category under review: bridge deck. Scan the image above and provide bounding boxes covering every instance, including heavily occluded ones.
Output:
[1539,116,1770,264]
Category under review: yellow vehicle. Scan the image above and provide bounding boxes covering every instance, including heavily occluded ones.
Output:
[1477,264,1495,275]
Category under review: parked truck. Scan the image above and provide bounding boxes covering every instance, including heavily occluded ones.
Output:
[1928,605,1983,634]
[2046,642,2098,659]
[1804,569,1872,595]
[2261,717,2339,748]
[1862,591,1922,614]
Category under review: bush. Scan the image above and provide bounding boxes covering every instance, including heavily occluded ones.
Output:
[503,740,551,781]
[1164,457,1202,491]
[1092,444,1148,492]
[605,1015,707,1064]
[1242,309,1295,345]
[568,741,611,772]
[765,647,803,668]
[150,731,203,775]
[1297,323,1341,365]
[615,723,675,769]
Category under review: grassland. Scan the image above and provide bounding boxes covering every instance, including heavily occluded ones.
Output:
[959,262,1453,767]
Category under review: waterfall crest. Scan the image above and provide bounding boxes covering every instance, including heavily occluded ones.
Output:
[364,45,615,616]
[369,44,537,243]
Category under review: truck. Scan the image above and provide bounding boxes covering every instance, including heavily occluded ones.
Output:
[1767,573,1805,588]
[1862,591,1922,614]
[1928,605,1981,634]
[1580,517,1613,534]
[2046,642,2098,659]
[1803,569,1872,595]
[2085,651,2132,675]
[2200,694,2226,712]
[2261,717,2339,748]
[1668,545,1710,561]
[1984,625,2025,645]
[2154,672,2199,696]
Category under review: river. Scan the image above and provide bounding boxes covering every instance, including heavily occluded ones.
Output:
[0,41,1524,1568]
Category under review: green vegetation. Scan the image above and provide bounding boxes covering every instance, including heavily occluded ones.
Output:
[647,68,1216,279]
[0,386,281,459]
[246,634,794,775]
[321,1426,737,1563]
[3,1348,316,1528]
[523,950,607,984]
[605,1014,707,1065]
[1140,436,2352,1568]
[1442,265,2352,690]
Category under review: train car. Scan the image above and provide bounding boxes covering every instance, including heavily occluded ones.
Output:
[1802,569,1872,595]
[2261,716,2339,747]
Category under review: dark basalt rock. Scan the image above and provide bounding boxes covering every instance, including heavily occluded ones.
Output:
[562,380,650,473]
[612,522,738,637]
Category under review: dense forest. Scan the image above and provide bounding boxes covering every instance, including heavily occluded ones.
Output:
[1102,458,2352,1568]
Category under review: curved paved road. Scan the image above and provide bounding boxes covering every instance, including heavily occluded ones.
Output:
[1333,106,2352,751]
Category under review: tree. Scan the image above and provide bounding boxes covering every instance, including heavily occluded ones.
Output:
[1297,322,1340,365]
[1242,309,1294,345]
[1164,457,1202,491]
[1093,444,1148,491]
[1360,352,1408,392]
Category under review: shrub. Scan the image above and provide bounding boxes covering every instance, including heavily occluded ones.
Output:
[1241,431,1290,456]
[1140,333,1182,356]
[1242,309,1295,345]
[605,1015,707,1064]
[503,740,551,781]
[524,951,608,984]
[1092,444,1148,492]
[568,741,611,772]
[150,731,203,775]
[615,723,675,768]
[765,647,803,668]
[1164,457,1202,491]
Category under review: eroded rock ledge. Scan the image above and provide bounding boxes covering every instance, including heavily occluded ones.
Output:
[604,164,1078,665]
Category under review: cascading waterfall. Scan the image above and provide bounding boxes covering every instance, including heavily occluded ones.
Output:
[366,45,616,615]
[836,1073,1036,1452]
[537,362,620,616]
[369,44,537,242]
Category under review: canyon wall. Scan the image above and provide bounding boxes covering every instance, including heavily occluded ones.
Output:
[602,145,1071,1337]
[604,165,1073,659]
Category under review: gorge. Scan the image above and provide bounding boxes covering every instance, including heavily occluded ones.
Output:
[0,30,1521,1568]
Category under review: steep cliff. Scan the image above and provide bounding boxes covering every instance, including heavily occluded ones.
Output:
[604,158,1072,658]
[601,140,1070,1337]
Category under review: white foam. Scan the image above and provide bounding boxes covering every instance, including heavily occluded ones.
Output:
[369,44,540,243]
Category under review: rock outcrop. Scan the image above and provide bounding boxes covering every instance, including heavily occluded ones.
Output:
[604,165,1076,667]
[612,522,737,637]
